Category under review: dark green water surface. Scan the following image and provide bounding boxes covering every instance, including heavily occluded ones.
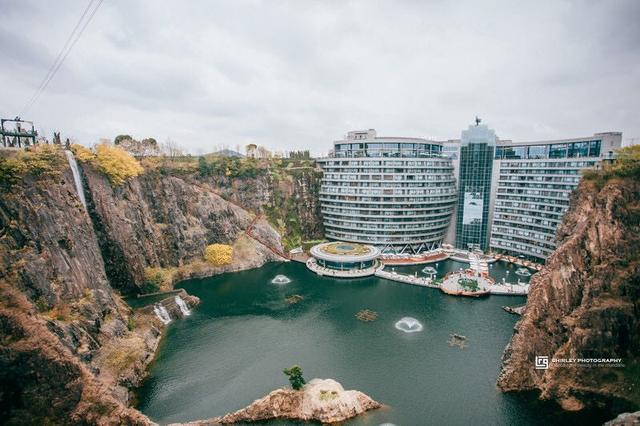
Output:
[136,261,609,426]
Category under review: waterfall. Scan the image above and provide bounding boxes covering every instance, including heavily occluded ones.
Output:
[64,150,87,209]
[153,304,172,324]
[175,295,191,316]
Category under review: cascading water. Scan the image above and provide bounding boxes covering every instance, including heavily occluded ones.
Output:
[153,304,172,324]
[394,317,423,333]
[271,274,291,284]
[64,150,87,209]
[175,295,191,316]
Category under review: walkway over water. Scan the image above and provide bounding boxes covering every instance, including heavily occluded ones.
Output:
[376,266,529,296]
[375,269,438,288]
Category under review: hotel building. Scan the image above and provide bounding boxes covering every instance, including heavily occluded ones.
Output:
[454,122,496,251]
[316,129,457,254]
[318,124,622,262]
[488,132,621,262]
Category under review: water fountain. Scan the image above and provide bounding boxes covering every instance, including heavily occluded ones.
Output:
[175,295,191,316]
[271,275,291,284]
[421,266,437,275]
[153,304,172,324]
[515,267,532,277]
[394,317,423,333]
[64,150,87,209]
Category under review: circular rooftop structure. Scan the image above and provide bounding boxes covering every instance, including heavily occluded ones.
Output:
[311,242,380,263]
[307,241,381,277]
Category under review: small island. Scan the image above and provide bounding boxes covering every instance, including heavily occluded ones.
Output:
[172,366,381,425]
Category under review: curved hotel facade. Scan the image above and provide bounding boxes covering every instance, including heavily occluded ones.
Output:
[317,129,457,254]
[318,125,623,263]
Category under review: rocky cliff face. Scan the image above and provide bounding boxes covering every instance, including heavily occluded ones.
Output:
[201,164,324,248]
[82,164,283,293]
[497,176,640,413]
[0,147,286,424]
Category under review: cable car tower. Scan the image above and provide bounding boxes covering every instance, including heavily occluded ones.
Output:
[1,117,38,148]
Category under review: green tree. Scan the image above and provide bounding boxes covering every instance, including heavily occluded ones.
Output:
[283,365,306,390]
[198,156,211,177]
[114,134,133,145]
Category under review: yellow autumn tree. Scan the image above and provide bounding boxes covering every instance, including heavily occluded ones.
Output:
[204,244,233,266]
[71,143,95,162]
[94,143,144,185]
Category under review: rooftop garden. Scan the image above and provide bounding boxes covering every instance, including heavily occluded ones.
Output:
[457,277,480,292]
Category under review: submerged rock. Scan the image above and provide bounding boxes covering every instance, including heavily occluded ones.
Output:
[175,378,381,425]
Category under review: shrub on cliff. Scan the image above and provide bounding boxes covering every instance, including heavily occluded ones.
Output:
[0,145,66,185]
[584,145,640,187]
[0,156,23,188]
[70,143,95,162]
[94,143,144,185]
[143,267,177,293]
[283,365,306,390]
[204,244,233,266]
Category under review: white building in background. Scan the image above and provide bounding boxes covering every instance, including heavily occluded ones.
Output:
[316,129,458,254]
[245,144,272,159]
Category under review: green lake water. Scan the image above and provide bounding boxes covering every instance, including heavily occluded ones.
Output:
[136,261,610,425]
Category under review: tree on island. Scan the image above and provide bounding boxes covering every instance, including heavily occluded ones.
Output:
[283,365,306,390]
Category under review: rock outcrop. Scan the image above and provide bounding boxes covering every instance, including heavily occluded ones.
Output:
[605,411,640,426]
[497,176,640,413]
[175,378,381,425]
[0,282,153,425]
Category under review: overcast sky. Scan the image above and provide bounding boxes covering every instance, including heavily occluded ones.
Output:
[2,0,639,155]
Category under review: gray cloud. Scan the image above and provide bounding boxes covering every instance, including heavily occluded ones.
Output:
[1,0,638,154]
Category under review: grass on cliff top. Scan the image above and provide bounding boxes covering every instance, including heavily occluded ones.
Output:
[0,145,67,188]
[72,143,143,185]
[583,145,640,188]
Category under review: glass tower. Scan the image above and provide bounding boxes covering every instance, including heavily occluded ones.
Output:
[454,122,496,251]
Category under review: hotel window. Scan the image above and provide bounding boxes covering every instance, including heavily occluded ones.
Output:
[568,142,589,158]
[527,145,547,159]
[549,144,568,158]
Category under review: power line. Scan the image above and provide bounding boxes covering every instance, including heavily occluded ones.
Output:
[20,0,96,115]
[20,0,104,116]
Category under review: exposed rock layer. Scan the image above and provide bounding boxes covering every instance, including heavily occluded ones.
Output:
[82,165,284,293]
[497,177,640,413]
